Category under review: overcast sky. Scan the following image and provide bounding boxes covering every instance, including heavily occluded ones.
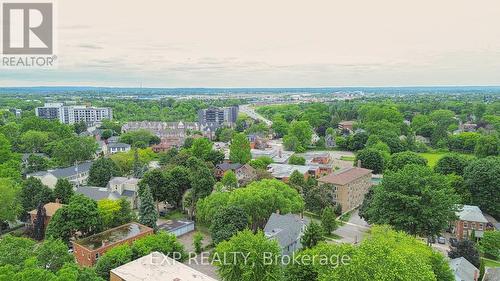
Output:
[2,0,500,87]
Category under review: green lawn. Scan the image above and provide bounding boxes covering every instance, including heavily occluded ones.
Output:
[482,257,500,268]
[161,210,187,220]
[340,155,356,161]
[418,152,447,167]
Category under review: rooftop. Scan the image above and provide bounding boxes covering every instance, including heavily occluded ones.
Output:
[111,252,217,281]
[74,223,152,251]
[449,257,479,281]
[483,267,500,281]
[264,213,309,249]
[28,202,64,217]
[158,219,194,232]
[75,186,121,201]
[456,205,488,223]
[318,166,372,185]
[267,163,311,178]
[28,161,93,179]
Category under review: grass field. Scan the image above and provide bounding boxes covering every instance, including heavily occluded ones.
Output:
[418,152,447,167]
[482,257,500,268]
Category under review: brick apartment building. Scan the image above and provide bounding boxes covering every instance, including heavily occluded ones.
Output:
[28,202,64,232]
[317,166,372,214]
[72,222,153,267]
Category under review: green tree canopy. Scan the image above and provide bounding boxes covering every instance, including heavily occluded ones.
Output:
[87,157,121,187]
[355,148,385,174]
[463,156,500,218]
[210,205,249,244]
[229,133,251,164]
[387,151,427,171]
[53,179,74,204]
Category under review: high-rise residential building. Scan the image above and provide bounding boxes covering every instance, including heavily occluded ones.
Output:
[35,103,112,125]
[198,106,238,125]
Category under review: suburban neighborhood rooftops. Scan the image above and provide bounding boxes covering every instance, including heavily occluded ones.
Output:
[75,186,122,201]
[456,205,488,223]
[108,142,131,148]
[108,177,139,186]
[216,162,243,171]
[448,257,479,281]
[267,163,311,178]
[28,202,64,217]
[111,252,217,281]
[28,161,93,179]
[264,213,309,249]
[318,166,372,185]
[74,222,152,251]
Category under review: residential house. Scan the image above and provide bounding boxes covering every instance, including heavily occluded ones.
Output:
[75,177,140,209]
[28,202,64,231]
[248,134,269,149]
[449,257,479,281]
[72,222,153,267]
[27,161,93,188]
[235,163,257,185]
[338,121,355,134]
[110,252,217,281]
[121,121,221,140]
[301,152,333,175]
[454,205,492,240]
[214,162,243,178]
[267,163,319,182]
[151,137,183,152]
[264,213,310,256]
[317,166,373,214]
[107,143,131,154]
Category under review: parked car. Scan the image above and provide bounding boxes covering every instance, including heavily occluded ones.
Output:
[449,238,458,247]
[428,236,436,244]
[438,237,446,244]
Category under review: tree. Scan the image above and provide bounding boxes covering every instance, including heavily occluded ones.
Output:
[50,136,97,166]
[475,134,499,157]
[448,239,481,268]
[387,151,427,171]
[97,199,123,229]
[210,205,249,244]
[434,153,470,176]
[355,148,384,174]
[132,149,144,178]
[25,154,50,173]
[188,157,216,202]
[100,129,113,140]
[119,129,157,148]
[131,231,185,259]
[301,221,325,249]
[138,187,158,231]
[0,235,36,267]
[193,232,203,254]
[229,133,251,164]
[32,203,47,241]
[249,156,273,170]
[45,194,102,242]
[53,179,74,204]
[35,238,73,272]
[349,132,368,151]
[214,230,283,281]
[20,177,53,214]
[358,188,374,221]
[164,166,191,208]
[217,127,235,142]
[479,230,500,260]
[288,155,306,165]
[73,120,87,134]
[221,170,238,190]
[288,170,306,192]
[364,165,459,237]
[140,169,168,210]
[88,157,121,187]
[463,157,500,218]
[271,116,289,138]
[284,121,313,152]
[20,130,49,153]
[325,226,453,281]
[95,244,133,279]
[0,178,21,229]
[321,206,337,234]
[197,179,304,230]
[205,149,225,166]
[190,137,213,160]
[303,184,333,214]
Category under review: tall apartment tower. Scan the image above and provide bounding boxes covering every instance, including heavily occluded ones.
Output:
[198,106,238,125]
[35,103,112,125]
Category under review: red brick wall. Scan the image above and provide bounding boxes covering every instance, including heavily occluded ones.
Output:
[73,229,153,267]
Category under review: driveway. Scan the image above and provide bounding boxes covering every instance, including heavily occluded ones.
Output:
[333,210,370,244]
[177,230,219,280]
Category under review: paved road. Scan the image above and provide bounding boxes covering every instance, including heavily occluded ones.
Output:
[332,210,370,244]
[240,104,273,126]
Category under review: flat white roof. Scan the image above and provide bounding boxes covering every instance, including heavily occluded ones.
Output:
[111,252,217,281]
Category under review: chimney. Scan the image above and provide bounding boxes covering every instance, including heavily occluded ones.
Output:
[276,209,280,215]
[357,160,361,168]
[55,198,61,204]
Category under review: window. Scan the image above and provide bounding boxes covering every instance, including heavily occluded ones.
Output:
[471,222,476,229]
[95,253,99,259]
[463,222,468,229]
[479,223,484,231]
